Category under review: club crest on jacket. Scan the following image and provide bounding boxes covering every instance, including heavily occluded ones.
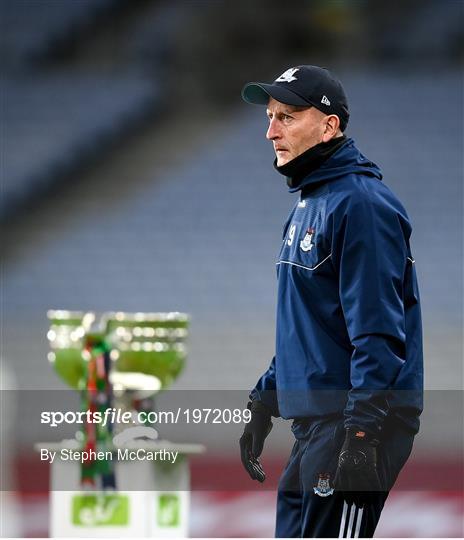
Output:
[300,228,315,252]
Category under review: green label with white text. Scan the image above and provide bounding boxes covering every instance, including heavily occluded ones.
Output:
[72,494,129,526]
[157,493,180,527]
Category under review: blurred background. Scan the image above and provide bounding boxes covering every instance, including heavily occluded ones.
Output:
[1,0,463,537]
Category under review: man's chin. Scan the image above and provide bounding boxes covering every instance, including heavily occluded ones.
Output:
[276,154,292,167]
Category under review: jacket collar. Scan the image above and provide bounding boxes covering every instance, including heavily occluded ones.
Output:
[277,138,383,193]
[275,136,347,190]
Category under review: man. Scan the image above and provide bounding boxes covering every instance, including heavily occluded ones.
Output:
[239,65,423,538]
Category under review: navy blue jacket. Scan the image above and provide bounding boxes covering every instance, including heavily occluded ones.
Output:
[251,138,423,435]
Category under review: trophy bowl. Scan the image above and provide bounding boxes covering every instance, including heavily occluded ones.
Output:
[47,311,189,390]
[105,312,189,389]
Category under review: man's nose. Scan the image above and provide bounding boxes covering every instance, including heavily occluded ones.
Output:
[266,118,281,140]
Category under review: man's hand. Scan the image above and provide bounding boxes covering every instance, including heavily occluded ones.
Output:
[333,428,383,506]
[239,400,273,482]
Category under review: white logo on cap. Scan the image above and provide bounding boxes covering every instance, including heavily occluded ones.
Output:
[321,95,331,106]
[275,68,299,83]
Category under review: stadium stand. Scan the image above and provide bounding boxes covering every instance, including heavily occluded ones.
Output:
[0,0,121,66]
[369,0,463,62]
[1,0,166,218]
[3,75,158,217]
[125,0,193,67]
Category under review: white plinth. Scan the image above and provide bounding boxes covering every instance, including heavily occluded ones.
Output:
[36,441,204,537]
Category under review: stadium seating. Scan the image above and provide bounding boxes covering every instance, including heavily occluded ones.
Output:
[3,75,158,217]
[0,0,119,65]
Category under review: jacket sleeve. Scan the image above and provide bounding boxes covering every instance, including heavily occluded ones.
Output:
[250,356,280,417]
[330,189,409,435]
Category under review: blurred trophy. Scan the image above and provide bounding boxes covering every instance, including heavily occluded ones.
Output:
[47,309,188,392]
[42,309,203,537]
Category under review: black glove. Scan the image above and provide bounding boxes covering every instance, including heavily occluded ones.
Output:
[333,428,382,506]
[239,400,273,482]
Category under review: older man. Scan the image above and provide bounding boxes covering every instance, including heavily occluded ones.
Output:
[239,66,423,538]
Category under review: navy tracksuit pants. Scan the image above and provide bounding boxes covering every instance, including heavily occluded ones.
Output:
[275,415,415,538]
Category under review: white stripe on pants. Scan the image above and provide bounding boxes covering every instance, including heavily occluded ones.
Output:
[338,501,364,538]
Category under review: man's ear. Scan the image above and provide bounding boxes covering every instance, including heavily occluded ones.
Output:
[322,115,341,142]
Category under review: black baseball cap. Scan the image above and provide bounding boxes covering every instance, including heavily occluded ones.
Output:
[241,65,349,132]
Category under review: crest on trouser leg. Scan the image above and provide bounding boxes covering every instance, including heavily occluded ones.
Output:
[313,473,334,497]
